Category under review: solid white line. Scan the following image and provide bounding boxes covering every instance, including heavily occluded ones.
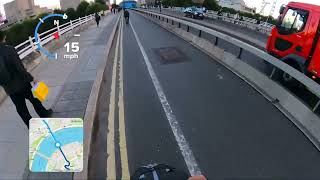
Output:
[129,20,202,176]
[74,34,81,37]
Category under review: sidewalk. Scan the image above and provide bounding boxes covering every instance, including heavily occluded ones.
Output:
[0,13,119,179]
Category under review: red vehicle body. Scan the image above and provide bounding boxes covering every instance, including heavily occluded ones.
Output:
[266,2,320,83]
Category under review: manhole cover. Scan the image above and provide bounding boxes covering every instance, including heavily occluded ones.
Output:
[154,47,188,64]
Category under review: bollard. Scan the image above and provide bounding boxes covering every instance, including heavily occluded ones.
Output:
[187,26,190,32]
[198,30,202,37]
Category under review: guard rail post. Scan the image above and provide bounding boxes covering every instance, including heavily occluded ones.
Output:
[314,101,320,112]
[29,36,35,51]
[70,20,73,30]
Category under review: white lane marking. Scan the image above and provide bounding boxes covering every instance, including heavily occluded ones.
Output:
[106,18,121,180]
[129,20,202,176]
[119,16,130,179]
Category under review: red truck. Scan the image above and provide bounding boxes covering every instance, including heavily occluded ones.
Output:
[266,2,320,85]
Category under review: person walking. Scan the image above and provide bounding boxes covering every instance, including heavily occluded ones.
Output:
[124,9,130,24]
[95,12,101,27]
[0,31,52,128]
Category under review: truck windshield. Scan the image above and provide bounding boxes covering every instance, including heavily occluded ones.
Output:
[277,8,309,35]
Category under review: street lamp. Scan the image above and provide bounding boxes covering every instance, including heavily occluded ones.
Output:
[156,0,162,13]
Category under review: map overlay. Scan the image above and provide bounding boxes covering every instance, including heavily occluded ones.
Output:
[29,118,83,172]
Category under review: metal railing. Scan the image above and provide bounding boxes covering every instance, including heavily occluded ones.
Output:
[137,9,320,113]
[14,13,100,60]
[159,7,274,35]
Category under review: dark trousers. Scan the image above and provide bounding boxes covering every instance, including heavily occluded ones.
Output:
[9,84,48,128]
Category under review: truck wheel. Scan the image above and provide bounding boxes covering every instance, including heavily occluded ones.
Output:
[280,61,304,89]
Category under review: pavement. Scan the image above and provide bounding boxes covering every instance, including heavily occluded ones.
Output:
[89,11,320,180]
[0,13,119,179]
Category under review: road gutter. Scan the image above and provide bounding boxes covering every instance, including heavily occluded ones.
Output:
[73,15,120,180]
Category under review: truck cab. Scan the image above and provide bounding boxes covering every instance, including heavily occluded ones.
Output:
[266,2,320,83]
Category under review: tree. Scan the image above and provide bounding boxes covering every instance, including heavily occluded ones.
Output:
[203,0,219,10]
[162,0,172,7]
[95,0,107,10]
[66,8,78,20]
[77,1,90,17]
[86,3,101,15]
[95,0,106,5]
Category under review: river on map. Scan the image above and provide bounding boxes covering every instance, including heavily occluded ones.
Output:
[31,127,83,172]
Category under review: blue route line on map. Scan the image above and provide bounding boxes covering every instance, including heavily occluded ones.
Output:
[42,120,71,170]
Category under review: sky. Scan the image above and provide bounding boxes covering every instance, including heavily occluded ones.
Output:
[1,0,320,18]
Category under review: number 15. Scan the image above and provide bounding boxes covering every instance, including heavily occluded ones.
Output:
[64,42,80,52]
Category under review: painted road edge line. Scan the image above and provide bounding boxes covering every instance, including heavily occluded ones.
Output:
[119,17,130,179]
[106,18,121,180]
[129,20,202,176]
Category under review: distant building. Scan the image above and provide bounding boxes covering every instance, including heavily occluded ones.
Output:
[0,13,5,24]
[145,0,155,5]
[137,0,146,6]
[217,0,256,14]
[4,0,51,23]
[60,0,82,10]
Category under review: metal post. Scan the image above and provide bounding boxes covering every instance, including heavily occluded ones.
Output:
[70,20,73,30]
[237,48,243,59]
[56,21,60,35]
[29,36,35,51]
[198,30,202,37]
[187,26,190,32]
[214,37,218,45]
[178,22,181,28]
[313,100,320,112]
[167,18,168,23]
[269,67,276,79]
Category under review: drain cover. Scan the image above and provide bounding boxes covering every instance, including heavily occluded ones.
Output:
[154,47,188,64]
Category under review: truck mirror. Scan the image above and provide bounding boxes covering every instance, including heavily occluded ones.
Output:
[279,5,286,15]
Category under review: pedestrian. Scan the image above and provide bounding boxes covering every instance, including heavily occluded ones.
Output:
[95,12,101,27]
[0,31,52,128]
[124,9,130,24]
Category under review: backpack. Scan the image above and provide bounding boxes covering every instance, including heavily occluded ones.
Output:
[0,55,11,85]
[131,164,189,180]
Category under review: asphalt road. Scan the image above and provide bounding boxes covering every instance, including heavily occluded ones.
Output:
[148,8,269,48]
[141,8,320,113]
[90,11,320,179]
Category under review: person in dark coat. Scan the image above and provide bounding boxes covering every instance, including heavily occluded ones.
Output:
[124,9,130,24]
[95,12,101,27]
[0,31,52,128]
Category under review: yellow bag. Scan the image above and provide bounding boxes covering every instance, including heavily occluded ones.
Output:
[32,81,49,102]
